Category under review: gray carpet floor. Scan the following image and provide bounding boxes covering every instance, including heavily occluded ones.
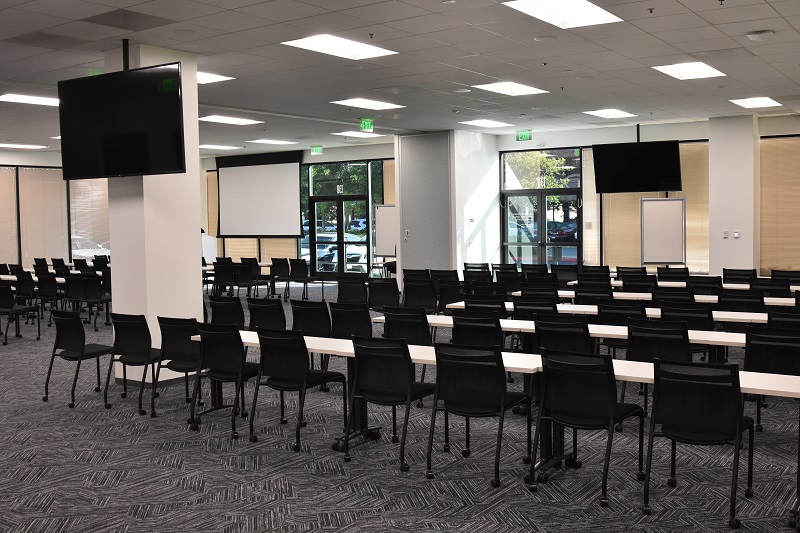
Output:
[0,283,798,532]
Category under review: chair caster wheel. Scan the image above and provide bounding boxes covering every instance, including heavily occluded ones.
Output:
[198,401,204,406]
[491,479,500,488]
[537,473,549,483]
[68,402,75,408]
[729,517,741,529]
[280,418,288,425]
[241,412,248,419]
[600,498,609,508]
[322,386,330,392]
[416,400,424,408]
[42,396,48,402]
[344,455,351,463]
[642,505,651,516]
[461,449,471,458]
[185,397,192,403]
[507,376,514,383]
[120,393,127,398]
[391,435,399,443]
[300,420,307,428]
[614,424,623,433]
[528,483,538,493]
[292,443,301,452]
[339,444,348,453]
[524,474,532,484]
[523,455,531,464]
[139,409,146,415]
[249,435,257,443]
[565,457,582,468]
[745,488,753,498]
[400,463,409,472]
[190,424,199,431]
[443,444,450,452]
[154,392,160,398]
[94,387,101,392]
[425,471,434,480]
[151,412,157,418]
[104,403,112,409]
[368,431,381,441]
[331,442,340,451]
[637,471,646,481]
[231,432,238,439]
[756,425,763,432]
[667,477,677,488]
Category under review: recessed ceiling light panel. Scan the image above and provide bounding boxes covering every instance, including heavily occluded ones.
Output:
[0,93,59,106]
[248,139,297,145]
[459,119,514,128]
[282,34,397,60]
[196,72,235,84]
[652,62,725,80]
[330,98,405,110]
[0,143,48,149]
[331,131,385,138]
[199,144,241,150]
[729,97,781,108]
[583,108,636,119]
[199,115,263,125]
[472,81,548,96]
[503,0,622,29]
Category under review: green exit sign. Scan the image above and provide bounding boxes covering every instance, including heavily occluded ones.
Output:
[311,145,323,155]
[516,130,532,142]
[360,118,374,132]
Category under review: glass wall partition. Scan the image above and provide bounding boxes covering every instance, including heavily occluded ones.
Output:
[69,178,110,261]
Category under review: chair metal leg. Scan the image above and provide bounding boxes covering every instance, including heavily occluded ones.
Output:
[121,364,128,398]
[151,362,162,417]
[94,357,101,392]
[103,358,117,408]
[69,358,83,408]
[399,399,412,472]
[230,381,240,439]
[729,433,743,528]
[137,364,149,415]
[188,372,202,429]
[248,376,262,442]
[42,352,57,402]
[279,390,287,424]
[642,417,657,515]
[669,439,677,487]
[425,401,438,479]
[492,410,505,487]
[293,388,306,451]
[600,423,614,507]
[343,386,357,462]
[391,405,398,443]
[464,416,471,457]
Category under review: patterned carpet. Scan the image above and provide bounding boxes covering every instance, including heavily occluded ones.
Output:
[0,284,798,532]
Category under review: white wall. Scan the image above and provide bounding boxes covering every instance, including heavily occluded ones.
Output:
[0,150,61,167]
[452,130,500,267]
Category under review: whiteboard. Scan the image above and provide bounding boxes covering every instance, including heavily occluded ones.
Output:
[641,198,685,265]
[375,204,398,257]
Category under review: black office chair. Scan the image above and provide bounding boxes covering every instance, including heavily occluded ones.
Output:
[191,323,260,439]
[402,268,430,281]
[616,266,647,278]
[249,328,347,449]
[656,266,689,281]
[367,278,400,312]
[768,306,800,329]
[291,299,332,374]
[574,281,613,305]
[289,258,314,300]
[463,270,492,288]
[241,257,270,297]
[330,302,373,339]
[336,275,368,304]
[44,310,111,408]
[403,279,437,314]
[528,348,644,507]
[596,298,646,357]
[211,261,234,297]
[717,289,764,335]
[0,283,40,345]
[209,295,245,329]
[465,294,509,319]
[551,264,579,289]
[154,316,202,416]
[103,313,161,415]
[652,286,694,306]
[688,275,722,295]
[269,258,291,301]
[82,274,111,331]
[35,273,62,327]
[771,269,800,284]
[430,269,459,294]
[436,280,467,314]
[643,360,754,529]
[384,305,434,396]
[451,309,504,348]
[73,258,89,270]
[51,258,67,271]
[621,275,657,293]
[722,268,757,284]
[521,263,549,280]
[344,336,436,470]
[521,280,560,300]
[751,277,791,297]
[533,313,594,353]
[495,270,523,295]
[426,343,531,487]
[464,262,490,273]
[247,297,286,331]
[661,301,715,361]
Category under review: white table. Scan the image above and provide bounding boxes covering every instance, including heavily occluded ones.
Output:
[568,279,800,292]
[509,290,795,307]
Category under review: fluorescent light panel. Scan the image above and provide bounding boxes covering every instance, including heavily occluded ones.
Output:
[330,98,404,110]
[331,131,384,138]
[51,136,61,140]
[0,143,47,149]
[652,62,725,80]
[583,108,636,119]
[248,139,297,145]
[282,34,397,60]
[199,144,241,150]
[503,0,622,29]
[0,93,59,106]
[729,97,781,108]
[472,81,547,96]
[459,119,513,128]
[196,72,235,84]
[199,115,263,125]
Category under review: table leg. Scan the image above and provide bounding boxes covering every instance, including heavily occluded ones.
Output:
[709,345,725,365]
[332,357,380,451]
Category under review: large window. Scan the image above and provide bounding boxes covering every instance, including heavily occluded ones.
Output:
[18,167,69,265]
[0,167,18,264]
[69,178,110,260]
[761,137,800,273]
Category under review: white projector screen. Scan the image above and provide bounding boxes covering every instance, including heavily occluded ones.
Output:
[375,204,399,257]
[641,197,685,265]
[218,163,301,236]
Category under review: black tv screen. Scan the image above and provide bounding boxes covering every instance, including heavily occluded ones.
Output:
[58,63,185,180]
[592,140,682,193]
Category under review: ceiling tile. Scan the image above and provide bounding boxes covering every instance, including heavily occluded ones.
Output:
[696,3,781,24]
[629,12,710,33]
[652,25,729,43]
[341,1,430,23]
[236,0,330,22]
[128,0,225,22]
[672,37,741,53]
[188,11,275,32]
[16,0,114,20]
[195,0,264,7]
[197,32,268,51]
[83,9,177,31]
[5,31,88,49]
[0,7,70,30]
[385,13,468,34]
[46,20,131,40]
[286,12,372,33]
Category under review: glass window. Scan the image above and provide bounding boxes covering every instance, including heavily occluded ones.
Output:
[310,162,369,196]
[503,148,581,190]
[761,137,800,273]
[0,167,18,264]
[18,167,68,265]
[69,178,110,261]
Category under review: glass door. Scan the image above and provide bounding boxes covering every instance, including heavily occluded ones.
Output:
[308,196,369,278]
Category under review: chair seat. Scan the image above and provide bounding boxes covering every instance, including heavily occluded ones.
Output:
[58,343,113,361]
[0,303,38,315]
[118,348,162,366]
[444,390,528,417]
[551,402,643,429]
[601,337,628,349]
[207,361,260,382]
[662,416,753,445]
[267,369,345,391]
[362,381,436,405]
[165,359,199,373]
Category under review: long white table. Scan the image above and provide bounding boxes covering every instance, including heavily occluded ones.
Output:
[568,278,800,292]
[509,290,795,306]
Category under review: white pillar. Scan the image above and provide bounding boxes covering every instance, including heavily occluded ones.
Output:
[708,116,760,275]
[104,45,202,382]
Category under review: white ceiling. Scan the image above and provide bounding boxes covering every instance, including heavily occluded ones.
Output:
[1,0,799,155]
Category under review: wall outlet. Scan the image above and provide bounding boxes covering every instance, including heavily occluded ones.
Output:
[723,230,729,238]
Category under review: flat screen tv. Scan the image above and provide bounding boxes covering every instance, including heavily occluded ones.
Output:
[57,63,185,180]
[592,140,682,193]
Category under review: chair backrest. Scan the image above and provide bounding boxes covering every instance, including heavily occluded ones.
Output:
[533,313,593,353]
[63,274,84,300]
[494,270,522,293]
[256,327,310,381]
[437,280,467,313]
[402,268,431,281]
[51,258,66,269]
[464,262,490,272]
[336,275,369,304]
[492,264,518,281]
[539,348,617,427]
[101,269,112,294]
[82,274,104,301]
[521,263,549,278]
[55,266,71,277]
[197,322,247,375]
[0,284,15,309]
[744,326,800,376]
[722,267,757,284]
[750,277,791,297]
[651,286,694,306]
[33,263,50,275]
[512,295,558,321]
[688,275,722,295]
[771,269,800,284]
[661,302,715,331]
[627,317,691,363]
[464,294,508,319]
[288,258,310,281]
[93,256,109,269]
[367,278,400,311]
[433,343,507,411]
[581,265,610,276]
[290,299,331,337]
[620,275,657,293]
[463,270,493,285]
[656,266,689,281]
[596,298,646,326]
[14,271,36,299]
[717,288,764,313]
[208,295,245,329]
[271,258,290,278]
[383,306,432,346]
[768,307,800,329]
[52,310,86,353]
[247,297,286,331]
[111,313,153,358]
[652,360,743,442]
[215,256,233,264]
[36,273,59,298]
[329,302,373,339]
[470,281,506,298]
[8,264,24,274]
[0,264,8,275]
[157,316,200,365]
[232,262,255,285]
[430,269,460,287]
[73,258,89,270]
[402,279,437,314]
[352,336,415,400]
[616,266,647,278]
[451,309,503,347]
[574,282,613,305]
[212,261,234,286]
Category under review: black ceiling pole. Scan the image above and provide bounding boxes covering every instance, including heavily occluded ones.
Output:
[636,123,640,142]
[122,38,129,71]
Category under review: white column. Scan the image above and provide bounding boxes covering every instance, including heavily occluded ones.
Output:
[708,116,760,275]
[105,45,202,382]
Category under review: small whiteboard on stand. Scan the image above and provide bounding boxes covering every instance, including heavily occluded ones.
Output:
[374,204,399,258]
[641,197,685,265]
